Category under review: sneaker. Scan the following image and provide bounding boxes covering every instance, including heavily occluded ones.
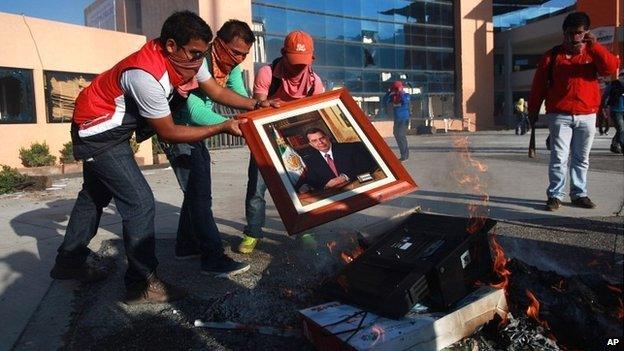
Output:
[610,144,623,154]
[175,245,201,260]
[201,255,250,278]
[124,274,186,305]
[571,197,596,209]
[237,235,259,254]
[50,263,108,283]
[545,198,561,211]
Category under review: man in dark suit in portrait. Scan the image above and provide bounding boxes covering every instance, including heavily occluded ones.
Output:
[301,128,376,191]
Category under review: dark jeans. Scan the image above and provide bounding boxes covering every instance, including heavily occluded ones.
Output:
[598,111,610,135]
[244,157,267,239]
[611,111,624,148]
[161,141,225,263]
[515,113,529,135]
[55,141,157,288]
[393,119,409,160]
[160,142,194,250]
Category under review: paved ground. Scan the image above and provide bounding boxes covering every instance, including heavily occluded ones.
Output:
[1,129,622,350]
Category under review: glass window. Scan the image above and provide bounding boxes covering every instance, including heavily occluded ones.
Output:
[345,44,363,68]
[44,71,96,123]
[325,42,345,67]
[325,15,343,40]
[379,47,397,70]
[0,67,36,124]
[260,6,287,34]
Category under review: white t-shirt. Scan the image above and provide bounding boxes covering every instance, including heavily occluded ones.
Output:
[119,58,211,119]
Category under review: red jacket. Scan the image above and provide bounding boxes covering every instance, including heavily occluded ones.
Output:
[528,42,619,116]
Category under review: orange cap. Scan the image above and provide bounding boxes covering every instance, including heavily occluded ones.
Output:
[283,30,314,65]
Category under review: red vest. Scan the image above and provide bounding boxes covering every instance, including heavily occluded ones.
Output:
[73,39,185,136]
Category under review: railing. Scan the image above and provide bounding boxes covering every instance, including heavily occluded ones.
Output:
[206,102,246,149]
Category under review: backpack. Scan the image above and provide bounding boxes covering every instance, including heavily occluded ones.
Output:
[267,57,316,98]
[607,80,624,107]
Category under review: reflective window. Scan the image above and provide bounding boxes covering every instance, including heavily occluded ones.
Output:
[252,0,456,119]
[0,67,36,124]
[44,71,96,123]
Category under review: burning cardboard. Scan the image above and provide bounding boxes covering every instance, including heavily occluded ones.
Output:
[300,286,507,351]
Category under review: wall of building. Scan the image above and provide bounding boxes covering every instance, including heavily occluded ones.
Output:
[455,0,495,131]
[0,12,148,168]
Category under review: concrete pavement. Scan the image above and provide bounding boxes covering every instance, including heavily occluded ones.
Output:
[0,129,622,350]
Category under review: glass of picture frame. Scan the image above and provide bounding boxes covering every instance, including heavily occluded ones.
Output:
[238,88,417,234]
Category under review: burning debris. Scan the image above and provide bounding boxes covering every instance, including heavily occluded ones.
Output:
[449,258,624,350]
[449,313,560,351]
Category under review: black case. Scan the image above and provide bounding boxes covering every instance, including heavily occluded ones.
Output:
[320,213,496,319]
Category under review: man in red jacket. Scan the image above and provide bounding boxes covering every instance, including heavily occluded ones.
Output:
[528,12,619,211]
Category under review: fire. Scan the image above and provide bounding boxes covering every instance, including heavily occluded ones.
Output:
[340,246,365,264]
[525,289,550,329]
[617,298,624,321]
[489,236,511,291]
[452,136,490,234]
[326,241,337,254]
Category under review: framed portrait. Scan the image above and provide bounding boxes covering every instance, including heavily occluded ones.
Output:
[239,88,417,235]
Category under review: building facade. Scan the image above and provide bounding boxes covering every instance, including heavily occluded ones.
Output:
[85,0,494,131]
[0,0,493,168]
[250,0,456,122]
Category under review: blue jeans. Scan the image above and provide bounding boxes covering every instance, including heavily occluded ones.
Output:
[610,111,624,148]
[547,113,596,200]
[161,141,225,263]
[55,141,157,288]
[393,119,409,160]
[244,157,266,238]
[160,142,194,250]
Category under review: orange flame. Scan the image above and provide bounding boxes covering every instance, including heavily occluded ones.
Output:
[452,136,490,234]
[617,298,624,321]
[490,236,511,291]
[340,246,365,264]
[326,241,337,254]
[526,289,550,329]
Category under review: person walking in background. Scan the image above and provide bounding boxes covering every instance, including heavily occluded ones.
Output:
[602,72,624,154]
[382,80,411,161]
[514,97,529,135]
[160,20,257,276]
[528,12,619,212]
[238,30,325,254]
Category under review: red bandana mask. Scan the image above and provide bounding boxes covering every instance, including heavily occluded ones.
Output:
[211,38,246,87]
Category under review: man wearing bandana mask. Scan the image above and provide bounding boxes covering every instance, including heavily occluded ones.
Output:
[49,12,278,305]
[161,20,255,277]
[238,30,325,254]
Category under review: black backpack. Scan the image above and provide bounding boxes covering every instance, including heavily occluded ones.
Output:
[267,57,316,98]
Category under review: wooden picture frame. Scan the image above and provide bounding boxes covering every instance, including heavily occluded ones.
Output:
[238,88,417,235]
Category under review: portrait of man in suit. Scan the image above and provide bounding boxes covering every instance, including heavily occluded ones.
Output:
[301,128,377,191]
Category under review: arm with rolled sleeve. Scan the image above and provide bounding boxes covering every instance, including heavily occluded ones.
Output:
[186,64,250,126]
